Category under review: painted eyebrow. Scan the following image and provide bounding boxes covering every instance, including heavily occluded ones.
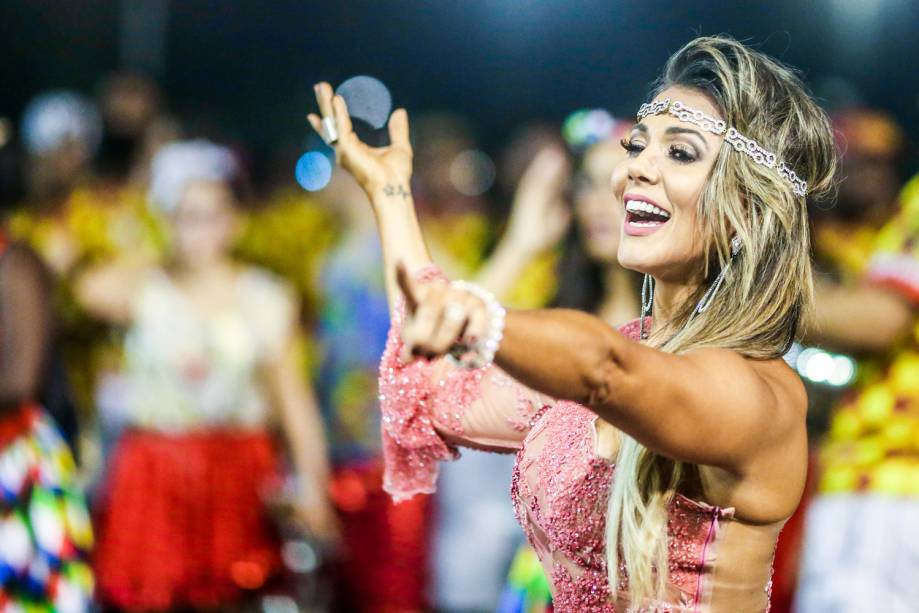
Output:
[665,126,709,149]
[630,123,710,151]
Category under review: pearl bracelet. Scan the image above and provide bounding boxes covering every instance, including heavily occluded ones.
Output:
[446,280,507,369]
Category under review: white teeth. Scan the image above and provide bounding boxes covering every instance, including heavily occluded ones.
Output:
[625,200,671,219]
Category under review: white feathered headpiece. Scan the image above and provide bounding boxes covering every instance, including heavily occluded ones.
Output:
[148,139,238,213]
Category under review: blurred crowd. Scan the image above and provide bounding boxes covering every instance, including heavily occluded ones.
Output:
[0,70,917,613]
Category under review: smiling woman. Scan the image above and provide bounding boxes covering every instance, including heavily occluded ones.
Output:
[308,35,837,612]
[75,141,338,612]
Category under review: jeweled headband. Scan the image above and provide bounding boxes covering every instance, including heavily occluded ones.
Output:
[636,98,808,197]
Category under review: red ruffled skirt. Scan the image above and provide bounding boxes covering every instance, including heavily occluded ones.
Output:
[94,428,284,611]
[330,459,433,611]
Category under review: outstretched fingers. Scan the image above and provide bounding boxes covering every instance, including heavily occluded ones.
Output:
[332,94,354,137]
[388,108,411,152]
[306,113,323,137]
[314,82,335,120]
[310,82,368,173]
[395,262,420,315]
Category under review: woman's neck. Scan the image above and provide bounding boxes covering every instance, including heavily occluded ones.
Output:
[169,257,237,283]
[650,277,699,332]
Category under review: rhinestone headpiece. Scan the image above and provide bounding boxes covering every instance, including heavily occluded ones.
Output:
[636,98,808,197]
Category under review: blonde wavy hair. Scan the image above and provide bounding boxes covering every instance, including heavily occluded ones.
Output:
[606,36,838,607]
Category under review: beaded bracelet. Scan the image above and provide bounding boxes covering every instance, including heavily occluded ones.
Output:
[446,280,507,369]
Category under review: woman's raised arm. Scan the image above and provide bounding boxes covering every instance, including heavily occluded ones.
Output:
[306,85,555,500]
[307,83,431,313]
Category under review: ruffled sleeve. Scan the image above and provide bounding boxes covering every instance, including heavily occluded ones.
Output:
[378,266,552,502]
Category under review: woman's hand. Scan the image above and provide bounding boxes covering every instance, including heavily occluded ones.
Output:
[502,146,573,256]
[307,82,413,197]
[395,263,492,363]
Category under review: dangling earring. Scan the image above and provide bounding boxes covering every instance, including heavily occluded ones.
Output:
[640,274,654,340]
[693,236,743,316]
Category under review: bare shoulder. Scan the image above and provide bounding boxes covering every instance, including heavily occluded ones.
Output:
[749,356,807,419]
[683,347,806,421]
[694,351,808,522]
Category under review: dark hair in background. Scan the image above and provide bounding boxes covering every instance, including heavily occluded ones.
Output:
[552,225,607,312]
[0,138,25,211]
[551,149,642,314]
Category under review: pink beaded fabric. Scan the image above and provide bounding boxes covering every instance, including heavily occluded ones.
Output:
[379,268,782,612]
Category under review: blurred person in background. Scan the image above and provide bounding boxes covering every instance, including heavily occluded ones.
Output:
[556,111,640,323]
[235,141,337,328]
[768,108,904,613]
[13,88,102,261]
[7,90,106,455]
[95,71,181,190]
[810,109,905,286]
[410,112,493,282]
[309,33,838,611]
[500,113,641,613]
[8,90,167,471]
[304,164,432,612]
[75,140,336,612]
[431,140,571,613]
[0,222,94,611]
[794,111,919,613]
[494,123,569,210]
[412,113,573,612]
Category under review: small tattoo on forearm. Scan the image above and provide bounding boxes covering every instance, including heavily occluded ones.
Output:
[383,184,411,200]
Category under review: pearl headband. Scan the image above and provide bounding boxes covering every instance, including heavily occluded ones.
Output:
[636,98,808,197]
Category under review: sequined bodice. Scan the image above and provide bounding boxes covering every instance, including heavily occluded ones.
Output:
[510,401,737,611]
[377,271,781,612]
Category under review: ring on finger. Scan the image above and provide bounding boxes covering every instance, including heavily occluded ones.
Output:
[321,117,339,145]
[443,301,466,323]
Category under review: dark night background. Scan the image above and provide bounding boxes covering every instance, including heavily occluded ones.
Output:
[2,0,917,164]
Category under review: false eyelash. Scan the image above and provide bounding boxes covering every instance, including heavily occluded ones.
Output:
[620,138,642,153]
[669,144,697,163]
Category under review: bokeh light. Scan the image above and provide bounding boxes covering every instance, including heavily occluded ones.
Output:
[562,108,617,151]
[282,540,319,574]
[794,346,857,387]
[261,595,299,613]
[337,75,392,130]
[449,149,495,196]
[295,150,333,192]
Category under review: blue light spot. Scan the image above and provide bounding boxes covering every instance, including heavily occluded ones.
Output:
[295,151,332,192]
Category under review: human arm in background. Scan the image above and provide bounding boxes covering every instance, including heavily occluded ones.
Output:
[265,310,339,542]
[73,254,155,325]
[807,276,914,354]
[472,146,572,299]
[0,244,53,413]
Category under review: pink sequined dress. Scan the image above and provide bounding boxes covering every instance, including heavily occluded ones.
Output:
[379,269,784,612]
